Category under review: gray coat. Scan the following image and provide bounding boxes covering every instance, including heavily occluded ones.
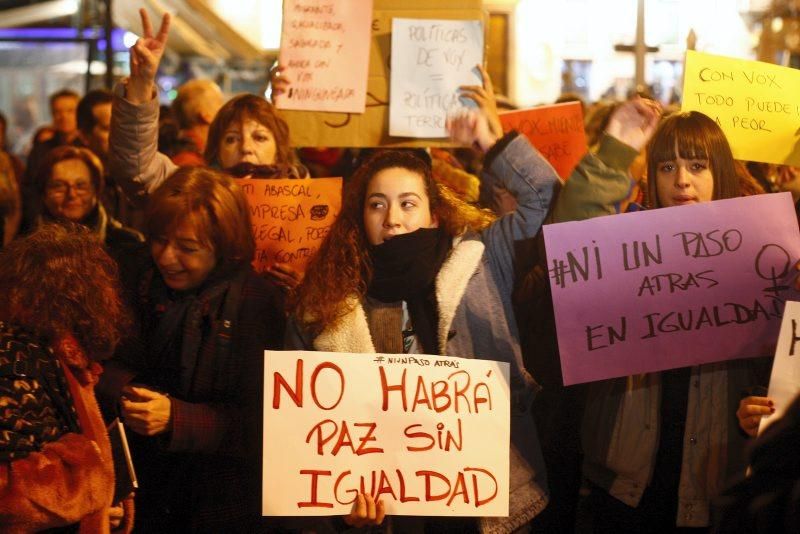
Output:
[287,134,557,533]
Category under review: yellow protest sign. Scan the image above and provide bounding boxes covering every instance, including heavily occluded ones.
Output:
[682,50,800,166]
[236,178,342,275]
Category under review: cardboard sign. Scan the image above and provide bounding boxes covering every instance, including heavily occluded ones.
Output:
[278,0,486,147]
[262,350,511,516]
[237,178,342,275]
[389,18,484,138]
[682,50,800,166]
[499,102,587,180]
[276,0,373,113]
[760,300,800,433]
[543,193,800,385]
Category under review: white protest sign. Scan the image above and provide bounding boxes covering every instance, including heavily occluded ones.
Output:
[262,350,510,516]
[276,0,373,113]
[760,300,800,433]
[389,18,484,138]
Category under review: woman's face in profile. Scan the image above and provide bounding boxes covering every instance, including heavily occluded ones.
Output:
[150,219,217,291]
[363,167,438,246]
[218,116,277,169]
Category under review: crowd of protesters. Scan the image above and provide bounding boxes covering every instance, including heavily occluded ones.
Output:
[1,7,800,534]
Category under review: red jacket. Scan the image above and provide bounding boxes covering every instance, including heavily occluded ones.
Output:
[0,334,133,533]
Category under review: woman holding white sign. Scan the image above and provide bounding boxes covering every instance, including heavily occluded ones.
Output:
[287,70,557,531]
[581,110,771,532]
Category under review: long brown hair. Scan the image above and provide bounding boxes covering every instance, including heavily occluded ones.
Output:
[0,223,129,359]
[647,111,740,207]
[204,94,296,167]
[293,150,495,336]
[145,167,255,276]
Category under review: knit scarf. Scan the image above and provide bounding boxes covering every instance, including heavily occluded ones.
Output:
[367,227,451,355]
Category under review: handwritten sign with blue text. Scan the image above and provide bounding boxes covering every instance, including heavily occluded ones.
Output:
[544,193,800,385]
[262,350,510,516]
[389,18,484,138]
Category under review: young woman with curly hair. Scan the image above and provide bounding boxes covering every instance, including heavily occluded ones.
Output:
[96,166,285,532]
[288,93,558,531]
[0,223,133,533]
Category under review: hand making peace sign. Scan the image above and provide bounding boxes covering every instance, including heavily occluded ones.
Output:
[127,8,171,104]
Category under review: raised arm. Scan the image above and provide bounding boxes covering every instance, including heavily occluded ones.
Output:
[551,97,661,222]
[449,68,558,292]
[109,9,177,205]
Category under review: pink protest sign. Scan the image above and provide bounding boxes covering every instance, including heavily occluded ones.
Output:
[543,193,800,385]
[276,0,373,113]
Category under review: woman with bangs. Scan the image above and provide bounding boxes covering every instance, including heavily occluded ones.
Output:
[96,167,285,532]
[109,10,306,290]
[580,111,770,533]
[287,92,557,531]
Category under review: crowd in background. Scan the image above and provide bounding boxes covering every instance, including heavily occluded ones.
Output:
[1,8,800,534]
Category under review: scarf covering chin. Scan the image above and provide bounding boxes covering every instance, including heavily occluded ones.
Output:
[367,227,451,355]
[223,162,309,179]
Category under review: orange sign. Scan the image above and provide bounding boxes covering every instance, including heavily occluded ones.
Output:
[499,101,587,180]
[237,177,342,275]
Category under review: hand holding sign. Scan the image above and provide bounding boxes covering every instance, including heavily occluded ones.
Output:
[269,64,290,100]
[737,396,774,437]
[459,65,503,140]
[344,494,386,528]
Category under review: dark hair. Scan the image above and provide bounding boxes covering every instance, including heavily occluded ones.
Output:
[36,145,104,197]
[0,223,129,359]
[49,88,80,110]
[77,89,112,134]
[646,111,740,208]
[293,150,494,335]
[146,166,255,275]
[205,94,296,167]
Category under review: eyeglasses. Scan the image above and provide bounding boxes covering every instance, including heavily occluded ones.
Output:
[46,181,94,196]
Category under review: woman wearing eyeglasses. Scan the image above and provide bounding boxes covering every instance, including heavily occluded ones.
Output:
[31,145,143,256]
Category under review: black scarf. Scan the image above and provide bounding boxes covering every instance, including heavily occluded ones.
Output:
[367,228,451,355]
[141,269,231,398]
